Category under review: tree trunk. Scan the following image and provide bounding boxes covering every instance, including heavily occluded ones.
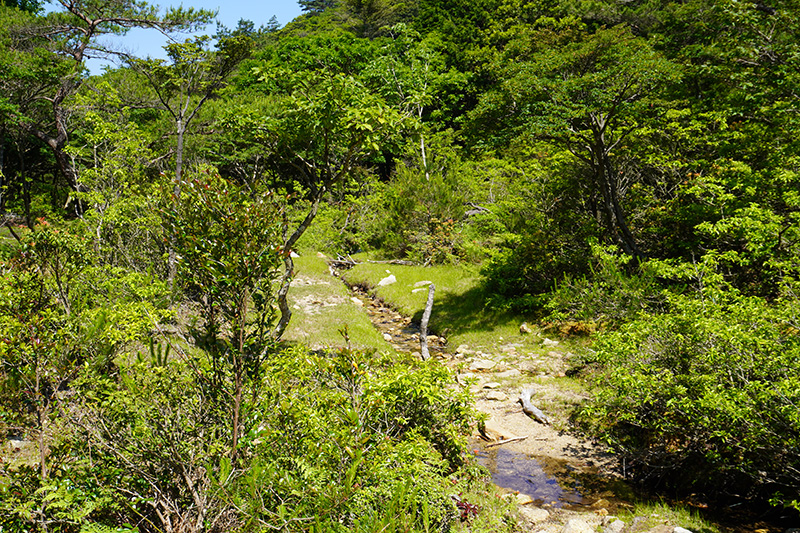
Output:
[272,192,322,340]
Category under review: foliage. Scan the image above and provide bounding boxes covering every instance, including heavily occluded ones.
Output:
[545,241,664,327]
[575,259,800,502]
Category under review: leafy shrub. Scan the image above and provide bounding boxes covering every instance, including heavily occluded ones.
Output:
[576,276,800,503]
[545,241,664,327]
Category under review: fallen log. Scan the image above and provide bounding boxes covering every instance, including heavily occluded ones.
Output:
[518,387,550,425]
[485,435,529,448]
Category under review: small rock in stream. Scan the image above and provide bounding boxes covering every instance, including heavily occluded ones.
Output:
[382,333,392,342]
[519,507,549,523]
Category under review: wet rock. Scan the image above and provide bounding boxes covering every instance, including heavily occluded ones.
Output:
[516,493,534,505]
[543,338,560,347]
[520,322,533,334]
[592,498,611,508]
[562,518,595,533]
[519,507,549,523]
[414,280,433,287]
[350,297,364,307]
[486,391,508,401]
[378,274,396,286]
[469,359,497,371]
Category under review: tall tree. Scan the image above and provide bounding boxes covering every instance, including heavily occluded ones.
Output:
[127,34,249,282]
[472,24,679,258]
[0,0,213,214]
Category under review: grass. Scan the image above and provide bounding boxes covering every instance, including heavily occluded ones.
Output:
[281,253,393,351]
[617,500,720,533]
[341,257,554,354]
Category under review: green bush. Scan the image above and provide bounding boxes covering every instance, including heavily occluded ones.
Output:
[545,241,664,327]
[576,279,800,503]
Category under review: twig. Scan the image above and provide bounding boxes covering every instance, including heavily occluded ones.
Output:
[486,436,529,448]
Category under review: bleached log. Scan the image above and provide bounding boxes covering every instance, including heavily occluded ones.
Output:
[518,387,550,425]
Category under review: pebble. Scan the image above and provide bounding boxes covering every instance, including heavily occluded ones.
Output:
[383,333,392,342]
[483,382,501,389]
[604,519,625,533]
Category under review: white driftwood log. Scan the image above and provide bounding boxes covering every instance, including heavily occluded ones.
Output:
[419,283,435,360]
[518,387,550,425]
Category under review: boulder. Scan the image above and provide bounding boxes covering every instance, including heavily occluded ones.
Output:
[562,518,595,533]
[519,507,550,523]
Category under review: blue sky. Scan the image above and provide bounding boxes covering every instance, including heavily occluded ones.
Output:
[84,0,303,73]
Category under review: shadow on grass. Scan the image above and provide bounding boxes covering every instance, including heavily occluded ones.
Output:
[415,284,520,339]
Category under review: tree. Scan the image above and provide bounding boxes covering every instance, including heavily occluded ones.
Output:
[166,169,284,458]
[473,24,679,258]
[238,67,403,338]
[127,34,249,282]
[0,0,213,214]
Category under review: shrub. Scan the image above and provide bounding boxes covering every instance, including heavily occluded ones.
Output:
[576,282,800,503]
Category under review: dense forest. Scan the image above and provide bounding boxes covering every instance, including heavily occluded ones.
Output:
[1,0,799,531]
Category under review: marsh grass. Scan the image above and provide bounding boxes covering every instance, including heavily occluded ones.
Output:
[341,259,546,353]
[282,254,392,350]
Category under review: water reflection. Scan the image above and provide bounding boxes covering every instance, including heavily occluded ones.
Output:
[475,448,589,508]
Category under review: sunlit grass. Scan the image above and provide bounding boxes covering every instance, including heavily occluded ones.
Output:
[341,257,545,353]
[281,253,392,351]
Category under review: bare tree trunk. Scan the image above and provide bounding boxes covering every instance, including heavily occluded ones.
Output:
[272,192,322,340]
[419,283,435,360]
